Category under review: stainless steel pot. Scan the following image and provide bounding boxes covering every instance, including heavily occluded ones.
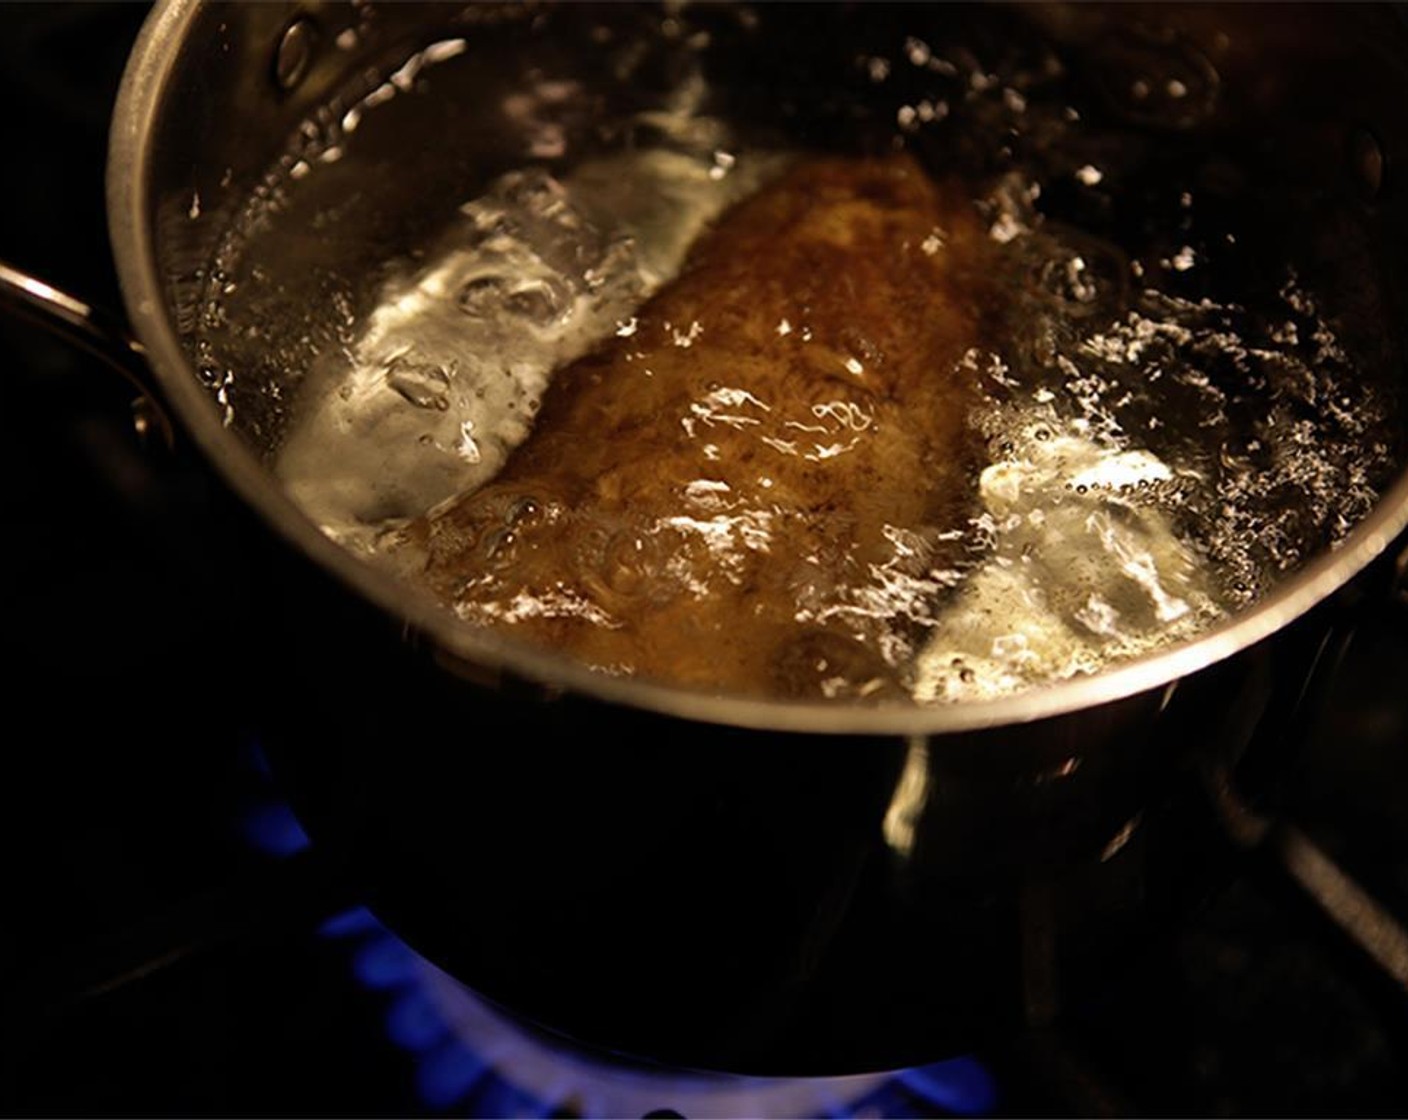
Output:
[7,0,1408,1074]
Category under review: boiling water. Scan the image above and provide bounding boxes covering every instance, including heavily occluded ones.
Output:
[276,149,785,543]
[195,5,1403,702]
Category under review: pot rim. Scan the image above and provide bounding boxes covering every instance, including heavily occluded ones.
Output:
[106,0,1408,736]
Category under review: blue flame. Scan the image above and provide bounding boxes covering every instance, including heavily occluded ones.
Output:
[318,905,379,939]
[416,1040,490,1110]
[465,1075,554,1118]
[386,987,450,1052]
[239,750,1000,1118]
[352,934,422,991]
[896,1057,1001,1115]
[318,899,998,1116]
[239,800,311,857]
[238,742,310,857]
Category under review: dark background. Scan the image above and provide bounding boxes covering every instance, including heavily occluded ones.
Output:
[0,3,418,1112]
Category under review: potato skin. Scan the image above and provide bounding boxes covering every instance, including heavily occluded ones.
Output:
[407,153,989,698]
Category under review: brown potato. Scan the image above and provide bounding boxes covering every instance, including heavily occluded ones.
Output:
[401,152,990,699]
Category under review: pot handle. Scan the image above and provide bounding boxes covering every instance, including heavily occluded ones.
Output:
[0,259,175,449]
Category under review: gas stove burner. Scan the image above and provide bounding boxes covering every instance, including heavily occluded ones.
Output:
[330,906,997,1118]
[241,759,999,1118]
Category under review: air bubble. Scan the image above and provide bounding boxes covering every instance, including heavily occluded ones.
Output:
[458,273,564,325]
[506,496,541,525]
[1029,227,1130,320]
[460,208,513,251]
[1091,27,1220,130]
[601,530,658,596]
[482,527,517,566]
[503,279,566,325]
[385,355,452,410]
[502,168,569,219]
[458,275,509,317]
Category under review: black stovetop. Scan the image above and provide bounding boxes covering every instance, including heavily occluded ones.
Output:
[4,4,1408,1116]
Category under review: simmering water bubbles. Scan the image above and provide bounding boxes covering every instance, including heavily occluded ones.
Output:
[195,6,1403,702]
[913,414,1219,702]
[876,8,1398,699]
[266,68,785,546]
